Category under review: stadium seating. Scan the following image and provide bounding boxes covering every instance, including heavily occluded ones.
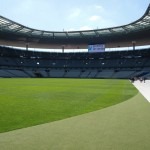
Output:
[0,46,150,79]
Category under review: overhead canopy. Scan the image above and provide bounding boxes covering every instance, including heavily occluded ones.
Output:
[0,4,150,49]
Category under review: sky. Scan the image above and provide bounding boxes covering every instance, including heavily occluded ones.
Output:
[0,0,150,31]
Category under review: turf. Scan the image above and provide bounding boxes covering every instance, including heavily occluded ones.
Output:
[0,78,137,133]
[0,93,150,150]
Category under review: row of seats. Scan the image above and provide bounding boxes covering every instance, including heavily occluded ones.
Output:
[0,57,150,69]
[0,68,150,79]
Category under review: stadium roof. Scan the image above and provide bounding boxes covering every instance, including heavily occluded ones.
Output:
[0,4,150,49]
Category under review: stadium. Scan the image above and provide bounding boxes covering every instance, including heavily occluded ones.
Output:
[0,2,150,150]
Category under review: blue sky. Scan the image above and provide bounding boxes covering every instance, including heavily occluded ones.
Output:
[0,0,150,31]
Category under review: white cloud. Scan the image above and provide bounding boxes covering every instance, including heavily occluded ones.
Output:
[66,26,92,31]
[66,28,76,31]
[79,26,92,31]
[89,15,101,21]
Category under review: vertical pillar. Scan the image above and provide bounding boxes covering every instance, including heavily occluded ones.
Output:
[132,41,136,50]
[62,45,64,53]
[26,43,29,51]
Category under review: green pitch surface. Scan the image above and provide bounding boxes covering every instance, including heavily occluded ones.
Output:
[0,78,137,133]
[0,93,150,150]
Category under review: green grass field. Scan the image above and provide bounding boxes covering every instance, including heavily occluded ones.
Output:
[0,78,137,133]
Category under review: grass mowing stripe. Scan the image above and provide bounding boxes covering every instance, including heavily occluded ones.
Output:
[0,78,137,133]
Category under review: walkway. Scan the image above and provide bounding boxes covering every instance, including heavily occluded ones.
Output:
[133,80,150,102]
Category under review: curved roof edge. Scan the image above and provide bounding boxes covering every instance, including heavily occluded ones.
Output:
[0,4,150,39]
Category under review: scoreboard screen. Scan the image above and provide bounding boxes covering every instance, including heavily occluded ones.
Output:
[88,44,105,53]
